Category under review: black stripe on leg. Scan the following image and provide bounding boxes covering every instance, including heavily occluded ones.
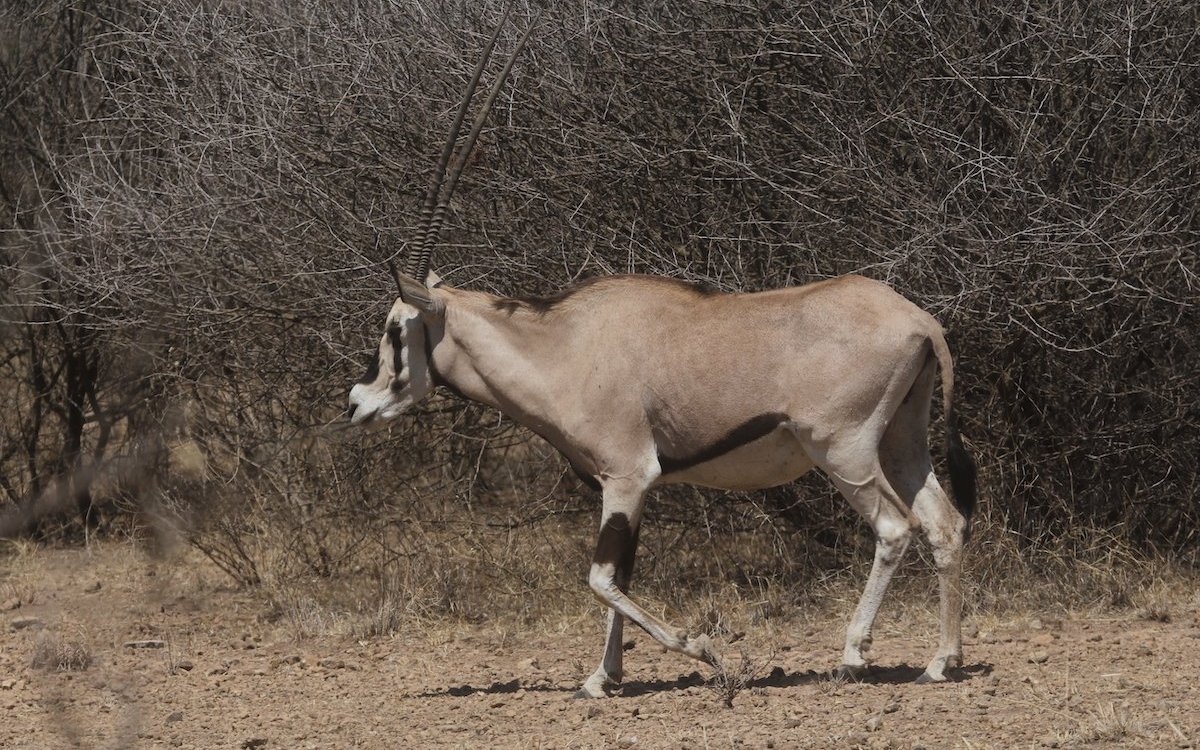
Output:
[594,512,639,589]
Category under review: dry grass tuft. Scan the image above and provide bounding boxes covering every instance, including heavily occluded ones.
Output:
[1072,702,1145,745]
[31,630,93,672]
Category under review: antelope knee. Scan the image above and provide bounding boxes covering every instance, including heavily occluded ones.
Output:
[875,518,913,563]
[588,563,619,602]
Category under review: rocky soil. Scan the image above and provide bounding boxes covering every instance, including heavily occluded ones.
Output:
[2,545,1197,749]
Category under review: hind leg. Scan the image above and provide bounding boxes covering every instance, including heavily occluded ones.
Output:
[879,362,967,682]
[816,447,919,678]
[911,471,966,682]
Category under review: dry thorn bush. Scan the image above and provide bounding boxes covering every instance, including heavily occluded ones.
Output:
[1,0,1197,635]
[706,649,773,709]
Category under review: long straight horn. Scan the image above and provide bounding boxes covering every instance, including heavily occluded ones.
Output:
[407,9,541,284]
[407,5,514,279]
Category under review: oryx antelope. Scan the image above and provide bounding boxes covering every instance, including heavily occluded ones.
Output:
[348,12,977,697]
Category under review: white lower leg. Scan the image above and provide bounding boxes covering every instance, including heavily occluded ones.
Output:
[589,565,718,666]
[919,542,964,682]
[579,609,625,698]
[840,530,911,671]
[913,476,966,683]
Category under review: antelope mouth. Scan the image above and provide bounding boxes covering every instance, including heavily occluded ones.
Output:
[347,403,375,426]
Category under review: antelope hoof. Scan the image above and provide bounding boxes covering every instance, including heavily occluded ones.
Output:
[686,634,721,667]
[576,670,619,699]
[915,670,945,685]
[574,682,615,699]
[916,653,961,684]
[833,663,869,682]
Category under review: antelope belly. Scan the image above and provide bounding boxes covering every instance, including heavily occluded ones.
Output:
[659,427,813,491]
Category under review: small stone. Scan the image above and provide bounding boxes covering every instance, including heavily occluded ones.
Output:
[981,687,996,696]
[1,598,20,612]
[586,705,602,719]
[166,711,183,723]
[241,740,267,750]
[1135,645,1153,657]
[866,716,883,732]
[1028,651,1049,664]
[124,640,167,649]
[519,657,540,671]
[1086,634,1102,642]
[271,655,302,668]
[1030,618,1044,630]
[1031,634,1054,647]
[174,660,194,672]
[83,581,102,593]
[9,616,42,631]
[618,737,638,748]
[883,702,900,714]
[317,658,344,670]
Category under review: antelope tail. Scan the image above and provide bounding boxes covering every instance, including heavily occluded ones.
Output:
[931,333,977,538]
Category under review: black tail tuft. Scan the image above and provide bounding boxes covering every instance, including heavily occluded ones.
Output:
[945,411,977,540]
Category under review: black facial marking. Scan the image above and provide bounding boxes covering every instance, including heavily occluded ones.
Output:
[658,412,790,475]
[593,512,639,588]
[386,324,404,379]
[357,349,381,384]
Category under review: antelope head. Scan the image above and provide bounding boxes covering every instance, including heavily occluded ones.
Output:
[348,8,535,426]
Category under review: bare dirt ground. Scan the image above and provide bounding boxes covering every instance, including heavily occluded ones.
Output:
[2,543,1198,750]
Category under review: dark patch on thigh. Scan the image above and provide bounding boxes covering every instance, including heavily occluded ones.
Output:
[658,412,790,474]
[594,512,639,587]
[902,343,937,405]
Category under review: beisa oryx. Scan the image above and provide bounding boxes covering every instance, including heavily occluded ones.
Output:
[348,11,977,697]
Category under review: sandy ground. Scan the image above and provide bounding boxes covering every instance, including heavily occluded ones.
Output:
[2,543,1198,749]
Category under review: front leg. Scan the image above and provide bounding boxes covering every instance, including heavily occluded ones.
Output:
[578,506,638,699]
[578,608,627,698]
[578,480,720,698]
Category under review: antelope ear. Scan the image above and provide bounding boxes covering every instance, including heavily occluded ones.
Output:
[397,272,445,317]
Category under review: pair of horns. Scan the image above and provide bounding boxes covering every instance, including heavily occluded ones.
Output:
[403,6,540,285]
